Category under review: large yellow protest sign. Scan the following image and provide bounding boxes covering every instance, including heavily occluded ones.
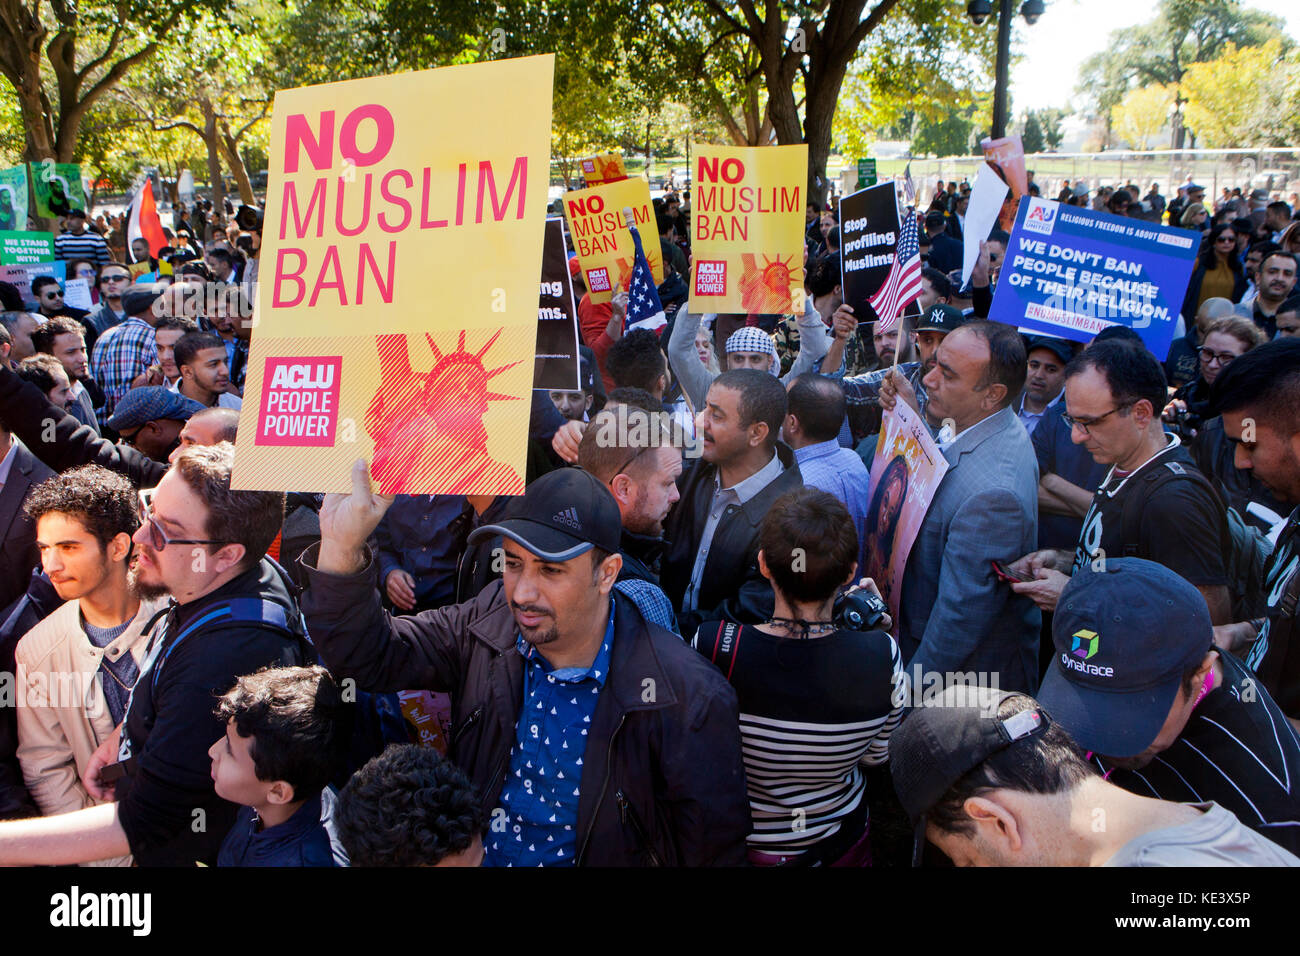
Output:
[231,55,554,495]
[688,144,807,314]
[562,176,662,305]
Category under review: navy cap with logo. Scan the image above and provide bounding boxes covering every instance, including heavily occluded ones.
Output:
[466,467,622,562]
[1036,558,1213,759]
[914,303,968,334]
[891,685,1053,865]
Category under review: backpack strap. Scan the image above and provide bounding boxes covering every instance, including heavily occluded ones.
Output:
[1117,458,1228,561]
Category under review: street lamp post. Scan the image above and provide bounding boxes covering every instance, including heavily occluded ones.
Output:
[967,0,1045,140]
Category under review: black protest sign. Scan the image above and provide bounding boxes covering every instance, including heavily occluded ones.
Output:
[534,217,581,391]
[838,183,918,324]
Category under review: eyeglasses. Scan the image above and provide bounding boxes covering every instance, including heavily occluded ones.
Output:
[1062,403,1132,435]
[41,291,62,300]
[101,274,129,284]
[1198,347,1239,367]
[611,444,653,482]
[137,488,227,551]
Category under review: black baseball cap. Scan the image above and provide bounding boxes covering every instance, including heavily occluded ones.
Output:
[1036,558,1213,759]
[915,303,967,334]
[891,685,1053,865]
[121,286,163,317]
[1025,335,1074,365]
[466,467,622,562]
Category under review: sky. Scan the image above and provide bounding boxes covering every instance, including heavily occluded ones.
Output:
[1010,0,1300,114]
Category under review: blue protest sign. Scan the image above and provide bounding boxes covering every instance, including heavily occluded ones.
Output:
[989,197,1198,358]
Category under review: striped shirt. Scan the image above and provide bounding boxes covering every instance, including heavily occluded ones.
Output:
[692,622,904,857]
[1095,650,1300,854]
[54,231,111,265]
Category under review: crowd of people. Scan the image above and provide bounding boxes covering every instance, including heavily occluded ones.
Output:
[0,167,1295,869]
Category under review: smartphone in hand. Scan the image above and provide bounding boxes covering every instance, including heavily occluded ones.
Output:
[992,560,1031,584]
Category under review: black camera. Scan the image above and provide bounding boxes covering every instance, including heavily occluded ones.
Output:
[235,204,263,233]
[833,589,889,631]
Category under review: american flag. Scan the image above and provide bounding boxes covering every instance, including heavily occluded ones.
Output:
[869,210,922,334]
[625,220,666,335]
[903,163,916,206]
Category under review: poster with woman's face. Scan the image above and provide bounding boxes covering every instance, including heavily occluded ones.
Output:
[862,400,949,631]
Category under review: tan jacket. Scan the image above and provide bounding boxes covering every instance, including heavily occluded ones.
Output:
[14,597,161,866]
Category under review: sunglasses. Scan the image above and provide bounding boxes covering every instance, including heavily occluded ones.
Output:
[41,291,63,300]
[137,488,227,552]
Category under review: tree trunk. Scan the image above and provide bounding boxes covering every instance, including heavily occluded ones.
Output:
[199,96,225,220]
[219,122,256,204]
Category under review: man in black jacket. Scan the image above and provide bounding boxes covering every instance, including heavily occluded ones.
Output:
[0,363,236,488]
[662,369,803,636]
[302,463,750,866]
[0,443,311,865]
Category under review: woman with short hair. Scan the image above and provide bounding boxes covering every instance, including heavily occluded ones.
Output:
[692,487,904,867]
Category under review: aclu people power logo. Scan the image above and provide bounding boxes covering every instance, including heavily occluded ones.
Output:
[1022,197,1059,237]
[257,356,343,447]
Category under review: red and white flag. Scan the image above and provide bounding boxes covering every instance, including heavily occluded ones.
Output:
[127,178,167,260]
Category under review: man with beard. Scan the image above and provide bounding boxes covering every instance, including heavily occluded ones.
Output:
[14,467,160,859]
[1037,559,1300,855]
[577,406,682,631]
[663,369,803,635]
[0,443,312,866]
[1207,340,1300,721]
[1237,251,1298,339]
[822,302,969,435]
[172,332,241,409]
[298,463,749,866]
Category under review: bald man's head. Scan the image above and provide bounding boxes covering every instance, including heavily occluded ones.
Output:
[168,406,239,463]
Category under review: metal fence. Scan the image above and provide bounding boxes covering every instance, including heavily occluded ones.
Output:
[905,148,1300,204]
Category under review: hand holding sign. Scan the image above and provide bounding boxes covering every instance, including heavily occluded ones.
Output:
[318,458,396,575]
[879,368,920,417]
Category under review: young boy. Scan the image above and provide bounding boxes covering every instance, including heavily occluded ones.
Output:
[210,665,352,867]
[336,744,484,867]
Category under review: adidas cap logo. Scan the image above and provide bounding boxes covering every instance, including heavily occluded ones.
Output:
[553,507,582,532]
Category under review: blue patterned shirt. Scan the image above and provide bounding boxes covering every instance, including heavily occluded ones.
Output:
[614,578,678,634]
[90,315,158,423]
[484,603,614,867]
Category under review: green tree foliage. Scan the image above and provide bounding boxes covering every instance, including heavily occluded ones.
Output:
[1182,39,1300,148]
[0,0,223,164]
[1110,84,1174,149]
[1076,0,1284,147]
[1020,111,1044,154]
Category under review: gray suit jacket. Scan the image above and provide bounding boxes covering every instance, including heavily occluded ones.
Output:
[899,406,1042,693]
